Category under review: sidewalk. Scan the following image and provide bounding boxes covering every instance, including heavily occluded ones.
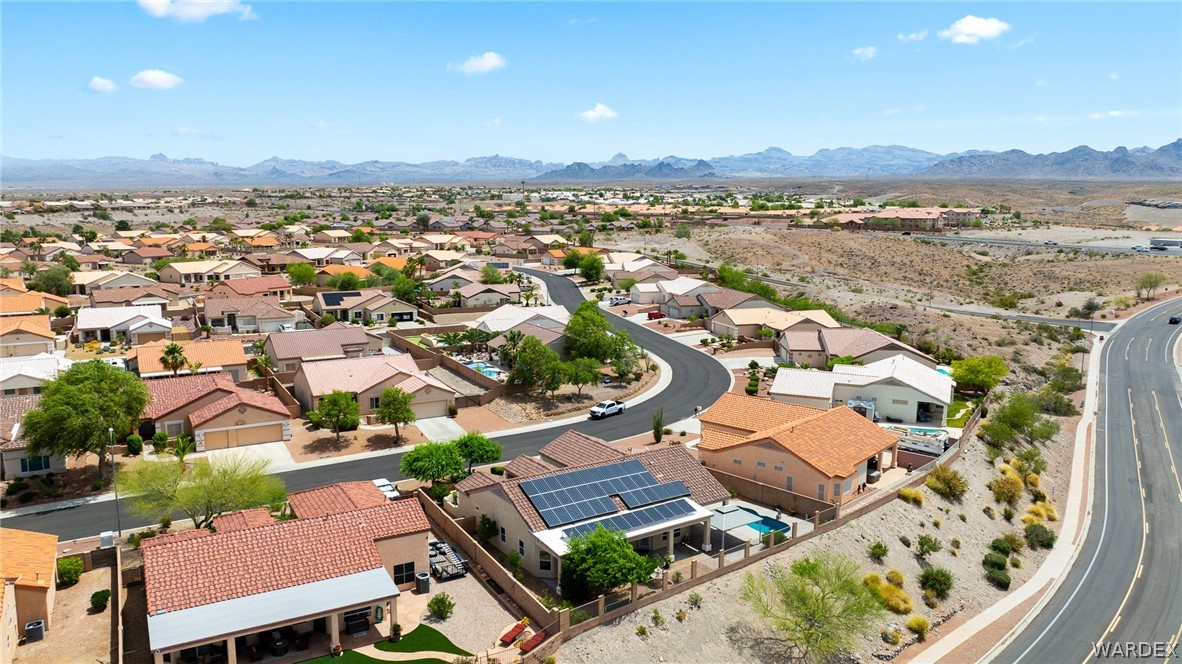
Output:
[919,322,1114,662]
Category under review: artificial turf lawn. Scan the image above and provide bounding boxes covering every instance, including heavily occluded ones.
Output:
[374,624,472,657]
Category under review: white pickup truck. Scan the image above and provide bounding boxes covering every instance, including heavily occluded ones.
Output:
[589,399,626,419]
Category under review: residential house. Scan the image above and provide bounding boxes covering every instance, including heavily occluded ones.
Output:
[368,256,409,274]
[457,283,521,308]
[473,304,570,334]
[73,254,115,270]
[157,260,261,285]
[413,234,467,251]
[424,268,483,295]
[208,275,293,301]
[140,495,429,664]
[860,208,945,232]
[240,252,301,275]
[292,354,456,419]
[491,237,540,258]
[0,394,67,480]
[0,279,27,297]
[630,276,718,306]
[698,393,899,505]
[696,289,777,318]
[939,208,981,226]
[81,240,134,256]
[127,339,249,381]
[0,528,58,641]
[140,374,291,449]
[0,316,54,357]
[71,270,158,295]
[76,305,172,344]
[315,264,375,287]
[777,327,937,369]
[204,297,299,334]
[0,354,70,396]
[313,229,352,244]
[768,355,954,426]
[263,324,382,373]
[312,290,417,324]
[184,242,220,258]
[487,322,565,357]
[0,291,69,317]
[453,431,727,581]
[708,307,839,340]
[420,250,467,272]
[122,247,174,266]
[341,242,376,261]
[89,285,198,310]
[287,247,363,267]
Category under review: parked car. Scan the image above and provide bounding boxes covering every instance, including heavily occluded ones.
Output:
[609,296,631,306]
[647,311,667,320]
[1043,240,1059,246]
[589,399,625,419]
[1169,316,1181,325]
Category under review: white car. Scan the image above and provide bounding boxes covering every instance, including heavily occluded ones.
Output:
[1133,245,1150,253]
[1043,240,1059,246]
[609,296,631,306]
[589,399,625,419]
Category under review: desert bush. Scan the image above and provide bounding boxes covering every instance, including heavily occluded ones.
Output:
[636,625,647,637]
[1003,530,1026,554]
[898,487,924,506]
[688,592,702,609]
[1024,523,1056,549]
[1010,557,1022,569]
[4,481,28,496]
[428,592,455,620]
[950,537,962,549]
[982,552,1008,571]
[1002,507,1015,522]
[1026,473,1041,489]
[926,466,969,501]
[1027,501,1059,522]
[924,588,939,608]
[883,630,902,645]
[919,567,954,598]
[651,609,664,627]
[57,557,84,587]
[916,534,942,559]
[869,540,889,562]
[907,616,931,639]
[865,574,914,614]
[990,466,1025,505]
[675,609,687,622]
[986,568,1012,590]
[886,569,905,587]
[990,538,1013,556]
[90,590,111,611]
[983,505,996,520]
[932,518,942,529]
[126,434,143,455]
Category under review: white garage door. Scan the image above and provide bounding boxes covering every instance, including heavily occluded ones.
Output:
[413,400,449,419]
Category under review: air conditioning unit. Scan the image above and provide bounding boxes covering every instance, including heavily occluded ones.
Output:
[25,620,45,643]
[100,531,115,549]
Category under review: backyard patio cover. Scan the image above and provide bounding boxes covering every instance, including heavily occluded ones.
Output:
[147,567,398,652]
[710,504,763,531]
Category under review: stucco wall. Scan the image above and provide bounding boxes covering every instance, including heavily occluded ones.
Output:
[374,530,430,591]
[700,439,876,505]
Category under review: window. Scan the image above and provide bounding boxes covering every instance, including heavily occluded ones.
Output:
[369,396,380,409]
[20,456,51,473]
[518,540,525,556]
[833,482,842,498]
[785,476,794,492]
[539,550,552,571]
[892,399,909,406]
[817,484,826,500]
[774,465,784,472]
[375,313,385,321]
[843,478,853,495]
[392,562,415,585]
[499,526,506,543]
[756,461,767,468]
[733,459,742,466]
[164,421,184,437]
[673,528,681,539]
[352,310,364,319]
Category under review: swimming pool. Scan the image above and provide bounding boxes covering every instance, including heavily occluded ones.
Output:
[465,361,506,378]
[739,507,792,535]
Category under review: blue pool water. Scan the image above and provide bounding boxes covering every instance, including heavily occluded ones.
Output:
[466,361,505,378]
[739,507,791,535]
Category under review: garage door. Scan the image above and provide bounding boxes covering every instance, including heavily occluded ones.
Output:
[413,400,449,419]
[198,423,285,450]
[393,311,415,322]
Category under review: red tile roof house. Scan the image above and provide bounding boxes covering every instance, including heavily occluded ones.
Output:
[140,374,292,450]
[452,431,729,585]
[207,275,294,301]
[292,354,456,420]
[141,488,430,664]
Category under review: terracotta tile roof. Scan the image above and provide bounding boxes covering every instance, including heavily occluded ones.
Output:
[0,527,59,589]
[539,430,624,468]
[129,339,248,376]
[781,330,825,352]
[0,278,27,293]
[296,354,453,398]
[139,529,213,550]
[243,237,279,247]
[188,388,291,427]
[698,392,824,448]
[142,374,237,420]
[212,508,274,533]
[318,264,374,279]
[454,471,502,493]
[0,315,53,339]
[90,285,186,305]
[0,291,68,314]
[128,247,174,259]
[204,296,294,321]
[211,275,292,297]
[697,288,759,310]
[142,498,429,615]
[287,481,388,519]
[755,407,899,478]
[185,242,216,251]
[369,256,408,271]
[0,394,41,450]
[265,325,372,361]
[503,455,554,478]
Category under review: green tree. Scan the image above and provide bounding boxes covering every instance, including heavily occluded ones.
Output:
[452,432,501,472]
[1135,272,1167,300]
[22,361,149,480]
[480,264,505,284]
[160,342,188,376]
[52,304,72,319]
[740,553,885,663]
[579,254,605,283]
[286,262,317,286]
[497,329,526,367]
[507,336,562,393]
[399,441,464,485]
[980,392,1060,447]
[118,454,285,529]
[328,271,362,291]
[313,390,360,442]
[561,526,662,602]
[674,223,692,239]
[951,356,1008,393]
[437,331,464,351]
[564,357,602,396]
[114,219,131,232]
[561,249,585,270]
[59,253,81,272]
[30,265,73,297]
[415,212,432,232]
[825,355,862,371]
[652,407,665,444]
[565,300,616,361]
[374,386,416,440]
[206,217,233,232]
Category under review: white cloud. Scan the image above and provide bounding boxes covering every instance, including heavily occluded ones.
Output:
[1109,73,1120,80]
[449,51,506,75]
[87,76,117,93]
[897,30,928,42]
[852,46,877,61]
[577,103,618,123]
[484,117,502,127]
[1089,110,1139,120]
[1034,78,1048,87]
[171,127,223,139]
[938,15,1011,44]
[130,69,184,90]
[568,18,597,25]
[310,120,327,129]
[1034,116,1046,123]
[881,107,902,117]
[1007,35,1036,49]
[911,104,926,113]
[138,0,255,22]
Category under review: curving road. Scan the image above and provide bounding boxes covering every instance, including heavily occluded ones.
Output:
[2,270,731,541]
[995,299,1182,662]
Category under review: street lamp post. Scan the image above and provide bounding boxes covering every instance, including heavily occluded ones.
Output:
[109,427,122,538]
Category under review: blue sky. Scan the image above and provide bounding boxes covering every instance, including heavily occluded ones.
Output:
[3,1,1179,166]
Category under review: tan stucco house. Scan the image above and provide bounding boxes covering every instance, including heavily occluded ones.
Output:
[140,373,292,450]
[292,354,455,420]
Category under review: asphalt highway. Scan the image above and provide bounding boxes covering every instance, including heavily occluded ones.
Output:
[915,234,1182,257]
[996,298,1182,662]
[2,269,731,540]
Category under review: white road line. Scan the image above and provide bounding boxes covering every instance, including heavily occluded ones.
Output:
[1151,391,1182,503]
[1126,337,1135,361]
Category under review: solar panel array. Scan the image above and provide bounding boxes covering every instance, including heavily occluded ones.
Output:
[320,291,362,307]
[520,459,691,529]
[562,498,696,540]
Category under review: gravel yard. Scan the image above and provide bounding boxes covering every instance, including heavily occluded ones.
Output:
[416,574,519,655]
[559,419,1076,664]
[16,567,113,664]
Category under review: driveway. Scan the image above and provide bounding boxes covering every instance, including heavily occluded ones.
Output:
[415,416,467,441]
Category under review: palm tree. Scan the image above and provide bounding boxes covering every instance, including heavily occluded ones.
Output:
[437,331,464,353]
[169,434,196,463]
[160,343,188,376]
[462,327,490,357]
[498,329,526,367]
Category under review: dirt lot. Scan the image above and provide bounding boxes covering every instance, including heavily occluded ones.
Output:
[486,365,659,423]
[16,567,113,664]
[284,419,429,463]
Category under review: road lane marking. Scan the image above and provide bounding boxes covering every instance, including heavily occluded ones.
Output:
[1150,391,1182,503]
[1126,337,1135,360]
[1145,340,1151,362]
[1109,615,1122,632]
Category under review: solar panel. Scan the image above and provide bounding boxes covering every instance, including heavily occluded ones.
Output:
[320,290,362,307]
[618,481,691,509]
[563,498,697,540]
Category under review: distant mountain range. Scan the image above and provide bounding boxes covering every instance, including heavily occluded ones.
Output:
[3,141,1178,187]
